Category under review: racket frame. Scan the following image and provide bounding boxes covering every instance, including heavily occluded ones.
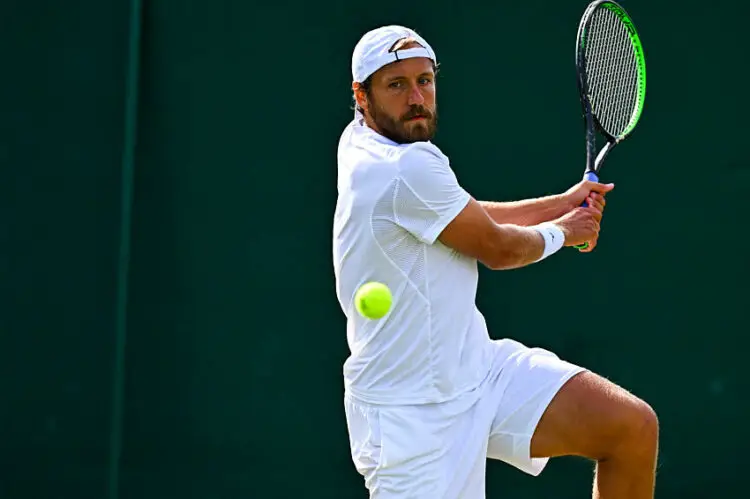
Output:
[573,0,646,248]
[575,0,646,178]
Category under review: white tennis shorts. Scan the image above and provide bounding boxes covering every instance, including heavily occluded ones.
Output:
[344,339,585,499]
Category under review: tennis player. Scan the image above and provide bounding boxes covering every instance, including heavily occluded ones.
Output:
[333,25,658,499]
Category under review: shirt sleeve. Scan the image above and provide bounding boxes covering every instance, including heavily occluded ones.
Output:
[393,142,471,245]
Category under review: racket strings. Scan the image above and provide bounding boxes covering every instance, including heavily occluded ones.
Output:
[584,7,640,137]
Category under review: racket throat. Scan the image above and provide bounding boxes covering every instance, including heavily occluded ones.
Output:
[595,140,616,170]
[587,140,617,174]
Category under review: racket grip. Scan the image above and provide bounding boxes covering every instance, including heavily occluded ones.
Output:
[574,171,600,249]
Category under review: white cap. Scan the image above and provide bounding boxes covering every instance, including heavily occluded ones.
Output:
[351,25,437,83]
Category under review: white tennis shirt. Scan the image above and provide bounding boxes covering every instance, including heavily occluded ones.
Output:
[333,117,494,405]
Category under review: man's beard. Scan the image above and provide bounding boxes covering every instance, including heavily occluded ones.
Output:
[368,102,438,144]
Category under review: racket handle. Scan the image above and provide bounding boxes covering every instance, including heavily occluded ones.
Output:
[574,171,599,250]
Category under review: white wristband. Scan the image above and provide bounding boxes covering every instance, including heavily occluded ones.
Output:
[533,223,565,261]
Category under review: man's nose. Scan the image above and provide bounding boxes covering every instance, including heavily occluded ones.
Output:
[407,84,424,106]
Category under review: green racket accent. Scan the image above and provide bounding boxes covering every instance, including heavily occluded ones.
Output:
[600,1,647,141]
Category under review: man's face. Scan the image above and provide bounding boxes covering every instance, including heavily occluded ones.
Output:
[358,57,437,144]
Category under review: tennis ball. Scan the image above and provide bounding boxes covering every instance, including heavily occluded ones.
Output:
[354,282,392,320]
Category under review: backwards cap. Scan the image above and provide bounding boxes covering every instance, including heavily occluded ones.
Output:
[351,25,437,83]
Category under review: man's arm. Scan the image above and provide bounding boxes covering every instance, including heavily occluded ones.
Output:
[438,196,600,270]
[438,197,547,270]
[478,195,571,226]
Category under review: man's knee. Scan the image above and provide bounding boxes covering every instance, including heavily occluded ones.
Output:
[635,400,659,439]
[605,396,659,461]
[632,399,659,448]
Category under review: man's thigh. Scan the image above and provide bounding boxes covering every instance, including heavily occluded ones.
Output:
[529,370,657,460]
[484,339,585,476]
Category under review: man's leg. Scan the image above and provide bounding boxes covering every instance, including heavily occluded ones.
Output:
[530,371,659,499]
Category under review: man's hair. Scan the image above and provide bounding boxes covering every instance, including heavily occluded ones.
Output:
[351,37,440,114]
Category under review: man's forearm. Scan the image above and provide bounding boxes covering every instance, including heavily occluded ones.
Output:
[486,224,546,270]
[479,195,571,226]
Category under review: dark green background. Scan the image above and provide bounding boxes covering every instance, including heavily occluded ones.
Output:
[2,0,747,497]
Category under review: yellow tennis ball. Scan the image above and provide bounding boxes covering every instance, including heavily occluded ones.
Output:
[355,282,392,319]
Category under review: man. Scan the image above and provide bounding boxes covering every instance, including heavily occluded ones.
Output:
[332,25,658,499]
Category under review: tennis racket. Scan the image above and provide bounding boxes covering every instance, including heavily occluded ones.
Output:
[573,0,646,249]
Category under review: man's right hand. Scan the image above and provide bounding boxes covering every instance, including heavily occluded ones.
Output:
[553,201,603,248]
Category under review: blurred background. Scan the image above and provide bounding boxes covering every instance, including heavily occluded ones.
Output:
[1,0,747,497]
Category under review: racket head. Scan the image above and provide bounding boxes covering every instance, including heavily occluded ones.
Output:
[576,1,647,145]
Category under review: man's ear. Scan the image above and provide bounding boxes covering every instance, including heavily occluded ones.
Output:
[352,82,368,112]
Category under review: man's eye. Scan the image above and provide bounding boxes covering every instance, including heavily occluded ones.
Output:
[389,81,402,88]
